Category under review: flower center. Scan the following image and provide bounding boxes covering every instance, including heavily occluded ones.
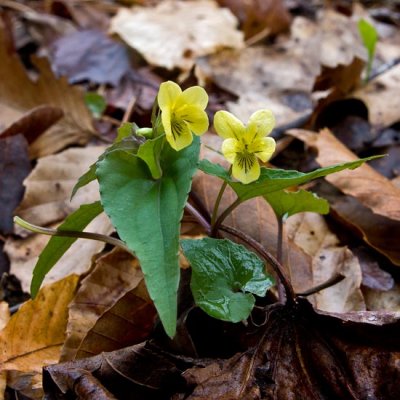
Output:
[236,151,256,173]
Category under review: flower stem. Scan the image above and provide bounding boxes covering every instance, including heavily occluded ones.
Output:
[14,216,134,255]
[211,198,241,237]
[185,203,211,234]
[211,181,228,227]
[219,224,296,304]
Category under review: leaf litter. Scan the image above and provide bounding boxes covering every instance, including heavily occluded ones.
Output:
[1,0,400,398]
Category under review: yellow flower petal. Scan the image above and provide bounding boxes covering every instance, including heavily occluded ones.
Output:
[179,86,208,109]
[158,81,182,110]
[249,137,276,163]
[245,109,275,142]
[175,105,208,135]
[167,119,193,151]
[221,138,239,164]
[214,110,245,140]
[232,153,260,184]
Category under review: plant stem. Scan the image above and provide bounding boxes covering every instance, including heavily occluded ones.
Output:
[184,203,211,234]
[211,198,241,237]
[14,216,134,255]
[296,273,345,297]
[211,181,228,227]
[219,224,296,304]
[276,217,284,264]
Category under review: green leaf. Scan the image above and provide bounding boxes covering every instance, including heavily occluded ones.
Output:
[84,92,106,118]
[264,189,329,219]
[96,137,200,337]
[181,238,274,323]
[358,19,378,80]
[137,135,165,179]
[71,136,142,199]
[31,201,103,297]
[116,122,135,142]
[199,156,382,202]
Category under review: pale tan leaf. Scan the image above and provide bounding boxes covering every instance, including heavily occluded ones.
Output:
[110,0,244,71]
[0,302,9,331]
[15,146,107,227]
[61,248,144,361]
[288,128,400,222]
[0,21,94,158]
[0,275,79,396]
[286,213,365,313]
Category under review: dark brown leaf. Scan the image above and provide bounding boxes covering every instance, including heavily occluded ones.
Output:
[0,134,31,234]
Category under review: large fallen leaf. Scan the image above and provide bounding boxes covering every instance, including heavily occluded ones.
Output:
[285,212,365,312]
[0,135,31,235]
[0,275,79,396]
[61,247,148,361]
[0,20,94,158]
[110,0,244,72]
[196,10,366,125]
[289,128,400,221]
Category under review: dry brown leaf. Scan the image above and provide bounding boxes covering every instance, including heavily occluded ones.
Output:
[0,275,79,396]
[110,0,244,72]
[76,280,156,359]
[0,301,9,331]
[286,213,365,312]
[193,134,314,295]
[288,128,400,222]
[353,63,400,128]
[61,248,145,361]
[0,21,94,158]
[196,10,366,125]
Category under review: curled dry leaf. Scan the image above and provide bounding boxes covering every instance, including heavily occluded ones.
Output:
[289,128,400,221]
[61,247,153,361]
[285,212,365,313]
[0,275,79,397]
[0,21,94,158]
[110,0,244,72]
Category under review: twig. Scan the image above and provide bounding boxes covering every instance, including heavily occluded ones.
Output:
[296,273,345,297]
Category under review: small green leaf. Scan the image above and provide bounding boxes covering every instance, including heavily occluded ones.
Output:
[358,19,378,80]
[181,238,274,323]
[264,189,329,219]
[116,122,135,142]
[199,156,382,202]
[84,92,106,118]
[71,137,142,199]
[137,135,165,179]
[97,137,200,337]
[31,201,103,297]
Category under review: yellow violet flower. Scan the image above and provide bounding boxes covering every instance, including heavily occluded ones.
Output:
[158,81,209,151]
[214,110,276,184]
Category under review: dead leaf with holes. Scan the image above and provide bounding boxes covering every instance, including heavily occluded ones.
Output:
[0,275,79,398]
[0,21,94,158]
[110,0,244,72]
[61,247,155,361]
[4,146,113,291]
